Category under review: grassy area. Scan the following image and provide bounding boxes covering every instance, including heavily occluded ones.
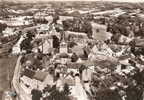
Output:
[91,22,112,41]
[0,56,18,100]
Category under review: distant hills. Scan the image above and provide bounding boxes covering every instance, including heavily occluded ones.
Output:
[0,0,144,12]
[0,0,144,4]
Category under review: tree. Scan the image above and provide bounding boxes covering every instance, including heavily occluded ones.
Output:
[31,89,42,100]
[20,38,32,53]
[62,18,93,38]
[62,20,73,31]
[0,23,7,33]
[71,53,78,62]
[126,85,143,100]
[83,21,93,38]
[95,89,122,100]
[26,31,35,40]
[111,33,121,43]
[52,35,60,49]
[53,15,59,24]
[33,58,43,70]
[20,55,27,64]
[79,65,86,74]
[68,41,77,48]
[55,24,63,32]
[48,67,55,75]
[63,83,71,96]
[44,84,71,100]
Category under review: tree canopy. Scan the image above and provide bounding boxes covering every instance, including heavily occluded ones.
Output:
[0,23,7,33]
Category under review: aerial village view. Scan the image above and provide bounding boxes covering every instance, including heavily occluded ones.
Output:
[1,0,144,100]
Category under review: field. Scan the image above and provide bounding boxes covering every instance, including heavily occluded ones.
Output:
[0,56,18,100]
[91,22,112,41]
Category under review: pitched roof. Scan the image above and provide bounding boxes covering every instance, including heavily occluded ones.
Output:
[22,69,35,78]
[71,45,84,56]
[59,53,70,58]
[94,60,118,70]
[66,62,82,69]
[64,74,75,86]
[33,71,49,82]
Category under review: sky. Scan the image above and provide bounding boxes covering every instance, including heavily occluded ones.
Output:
[1,0,144,3]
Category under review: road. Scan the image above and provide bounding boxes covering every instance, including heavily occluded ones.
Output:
[0,56,18,100]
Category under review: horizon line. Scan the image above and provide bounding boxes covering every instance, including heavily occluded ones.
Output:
[1,0,144,3]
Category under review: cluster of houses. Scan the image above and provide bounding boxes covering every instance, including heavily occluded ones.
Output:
[18,25,93,100]
[2,2,144,100]
[14,20,142,100]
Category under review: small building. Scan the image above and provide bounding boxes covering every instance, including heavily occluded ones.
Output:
[81,66,94,82]
[64,74,75,86]
[115,58,135,75]
[60,41,68,53]
[66,31,88,43]
[20,70,49,91]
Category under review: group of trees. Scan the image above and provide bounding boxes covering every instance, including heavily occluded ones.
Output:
[107,14,144,42]
[89,59,144,100]
[124,69,144,100]
[0,23,7,33]
[62,17,93,38]
[71,53,78,62]
[34,18,48,24]
[43,84,71,100]
[20,53,44,71]
[52,35,60,49]
[20,38,33,53]
[20,31,35,53]
[105,14,144,100]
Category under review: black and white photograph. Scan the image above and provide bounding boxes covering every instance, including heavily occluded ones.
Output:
[1,0,144,100]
